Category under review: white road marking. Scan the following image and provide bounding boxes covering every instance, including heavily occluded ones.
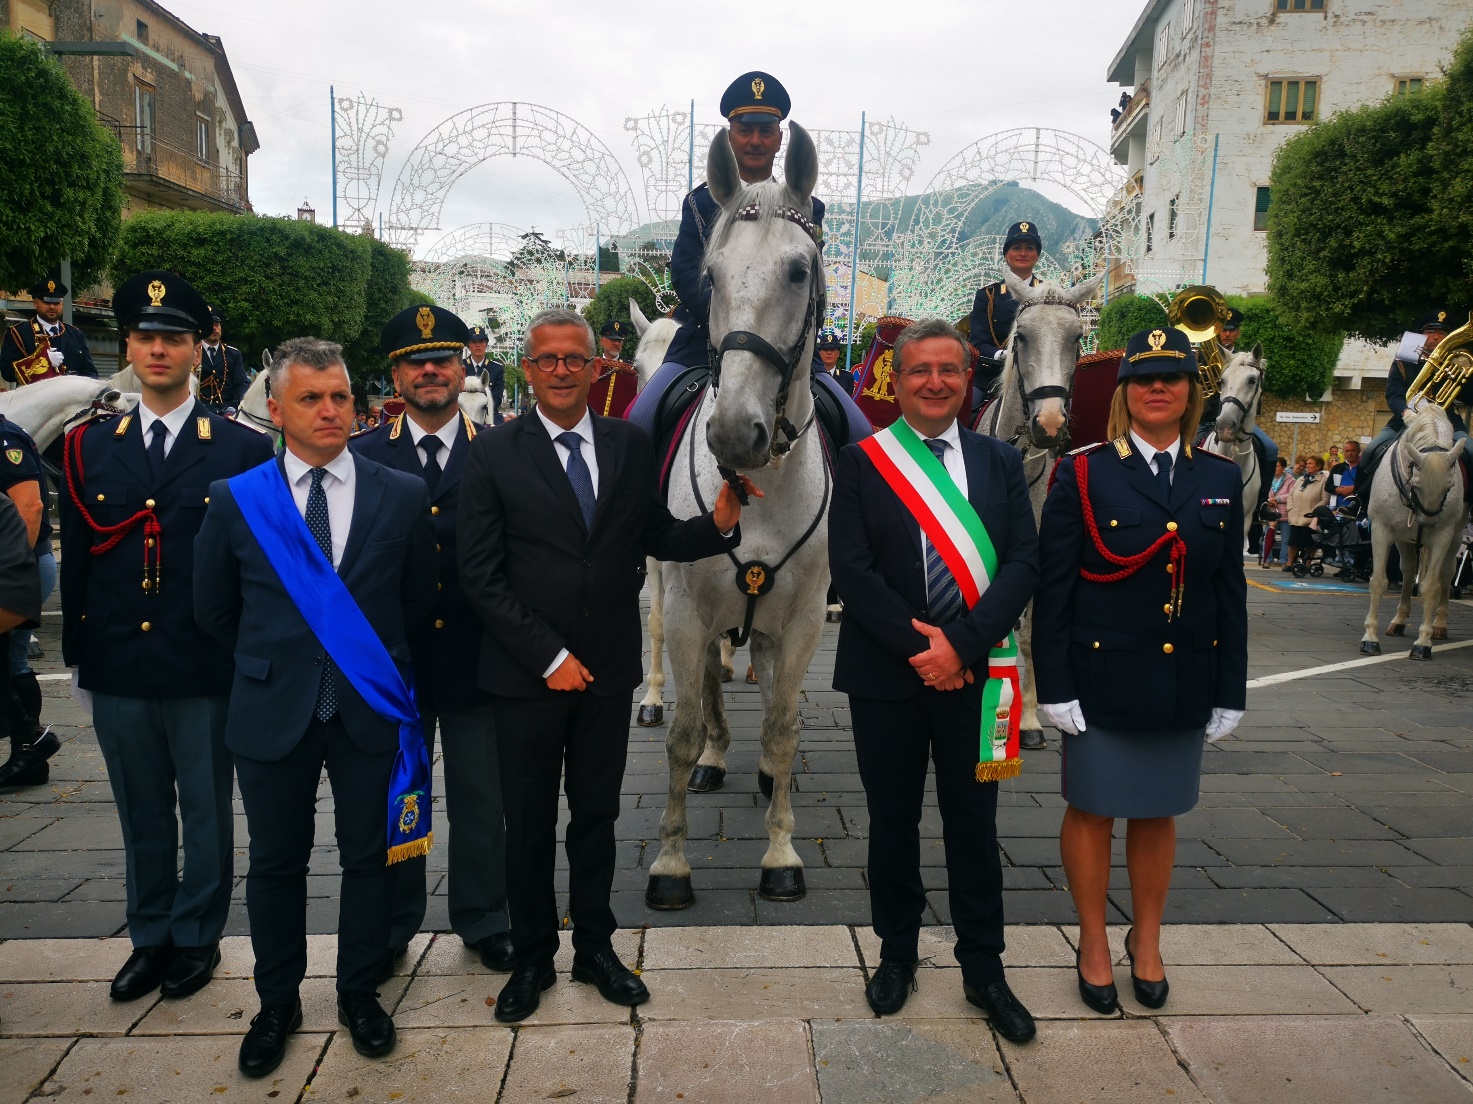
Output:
[1247,638,1473,688]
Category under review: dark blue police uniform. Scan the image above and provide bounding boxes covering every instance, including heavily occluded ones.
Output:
[1,317,99,383]
[199,341,250,413]
[966,222,1046,398]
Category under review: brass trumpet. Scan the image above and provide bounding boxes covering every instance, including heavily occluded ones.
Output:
[1405,312,1473,410]
[1167,285,1230,398]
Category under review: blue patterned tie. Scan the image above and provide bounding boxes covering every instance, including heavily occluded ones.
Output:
[306,468,337,721]
[556,431,596,529]
[924,439,964,625]
[1155,450,1173,499]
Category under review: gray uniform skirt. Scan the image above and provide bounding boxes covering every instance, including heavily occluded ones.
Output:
[1061,723,1206,819]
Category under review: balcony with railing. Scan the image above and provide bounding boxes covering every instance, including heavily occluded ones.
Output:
[102,118,248,213]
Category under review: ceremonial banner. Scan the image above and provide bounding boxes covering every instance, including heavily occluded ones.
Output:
[587,357,640,419]
[850,316,912,431]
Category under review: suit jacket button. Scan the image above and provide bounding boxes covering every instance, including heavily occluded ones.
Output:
[1110,519,1118,527]
[434,619,445,629]
[915,561,922,570]
[437,582,443,590]
[583,559,592,568]
[581,608,590,617]
[96,494,104,502]
[141,621,152,632]
[146,498,156,509]
[1163,642,1174,654]
[1166,521,1178,532]
[431,506,440,516]
[436,544,442,553]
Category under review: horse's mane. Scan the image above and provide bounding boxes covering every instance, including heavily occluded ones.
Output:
[1404,406,1455,452]
[701,180,803,272]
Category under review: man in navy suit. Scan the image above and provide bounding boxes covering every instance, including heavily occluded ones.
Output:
[61,271,274,1004]
[829,318,1040,1040]
[351,305,514,975]
[195,337,436,1076]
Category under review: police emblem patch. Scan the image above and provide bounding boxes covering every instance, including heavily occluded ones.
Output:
[46,280,56,294]
[1019,222,1030,233]
[4,449,21,465]
[147,280,167,306]
[1148,329,1167,350]
[752,77,766,100]
[416,306,435,339]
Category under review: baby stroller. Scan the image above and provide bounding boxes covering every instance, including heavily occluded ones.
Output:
[1292,503,1364,579]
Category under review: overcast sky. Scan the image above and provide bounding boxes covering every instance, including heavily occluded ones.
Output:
[165,0,1145,243]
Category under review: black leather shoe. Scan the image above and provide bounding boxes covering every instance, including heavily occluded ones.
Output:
[337,991,396,1058]
[160,943,221,998]
[571,950,649,1007]
[238,999,302,1078]
[494,960,556,1023]
[964,978,1037,1044]
[864,959,918,1016]
[475,932,516,972]
[0,731,58,789]
[1125,927,1169,1009]
[1075,951,1119,1015]
[110,944,173,1002]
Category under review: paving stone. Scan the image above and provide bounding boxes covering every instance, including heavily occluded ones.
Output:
[1164,1014,1473,1103]
[852,924,1077,971]
[308,1027,514,1103]
[610,888,755,926]
[1389,865,1473,889]
[1269,922,1473,965]
[133,975,410,1035]
[1262,807,1406,840]
[1397,838,1473,865]
[7,815,124,851]
[1307,886,1473,923]
[38,1033,326,1102]
[0,1037,73,1103]
[636,967,867,1021]
[1175,807,1297,838]
[635,1020,818,1103]
[416,929,642,977]
[1408,1015,1473,1081]
[1208,838,1428,867]
[1122,964,1358,1015]
[0,981,154,1036]
[1122,888,1338,924]
[1002,1020,1208,1102]
[1206,866,1403,889]
[1355,805,1473,837]
[643,924,857,969]
[393,972,628,1028]
[721,805,845,840]
[754,890,872,926]
[0,936,138,981]
[1319,965,1473,1013]
[211,932,434,980]
[809,1019,1016,1103]
[496,1023,634,1103]
[0,878,84,903]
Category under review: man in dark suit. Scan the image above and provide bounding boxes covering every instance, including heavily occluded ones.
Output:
[194,337,436,1076]
[351,305,514,975]
[458,307,753,1023]
[829,318,1040,1041]
[1,277,99,384]
[198,307,250,414]
[966,222,1043,397]
[61,271,275,1003]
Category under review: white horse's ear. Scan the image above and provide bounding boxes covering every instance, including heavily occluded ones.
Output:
[1067,274,1103,306]
[630,298,651,336]
[480,367,491,387]
[708,131,742,206]
[1004,269,1038,303]
[1251,342,1264,362]
[785,122,818,206]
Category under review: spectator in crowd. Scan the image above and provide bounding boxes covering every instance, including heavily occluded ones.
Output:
[1326,445,1341,470]
[1283,455,1330,572]
[1259,456,1290,567]
[1328,440,1359,510]
[1292,456,1306,478]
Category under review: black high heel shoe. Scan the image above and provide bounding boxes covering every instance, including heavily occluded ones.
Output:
[1075,950,1119,1015]
[1124,927,1169,1009]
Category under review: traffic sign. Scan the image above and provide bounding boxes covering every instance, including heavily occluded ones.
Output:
[1275,412,1321,424]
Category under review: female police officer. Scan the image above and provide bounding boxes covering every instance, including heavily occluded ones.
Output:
[1032,326,1247,1014]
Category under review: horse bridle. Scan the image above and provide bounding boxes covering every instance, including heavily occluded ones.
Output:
[989,293,1081,458]
[1215,360,1263,491]
[1391,439,1453,520]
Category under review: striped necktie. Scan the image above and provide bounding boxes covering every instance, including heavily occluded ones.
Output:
[924,439,964,624]
[307,468,338,721]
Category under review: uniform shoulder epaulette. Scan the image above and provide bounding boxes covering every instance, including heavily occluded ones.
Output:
[1066,441,1104,457]
[348,422,384,439]
[1196,445,1237,462]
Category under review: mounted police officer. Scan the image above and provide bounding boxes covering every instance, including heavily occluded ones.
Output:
[59,270,274,1004]
[1,277,99,385]
[967,222,1043,398]
[198,306,250,415]
[462,324,506,425]
[598,318,631,361]
[351,305,514,975]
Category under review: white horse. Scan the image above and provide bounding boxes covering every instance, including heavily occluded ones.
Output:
[646,125,829,908]
[232,365,279,445]
[0,376,132,451]
[976,271,1102,748]
[1200,346,1267,547]
[109,364,198,399]
[458,371,492,425]
[1359,405,1469,658]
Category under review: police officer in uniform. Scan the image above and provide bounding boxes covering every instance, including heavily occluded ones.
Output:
[1,278,99,384]
[1033,326,1247,1016]
[199,307,250,415]
[60,271,275,1002]
[966,222,1043,397]
[598,318,631,361]
[1217,307,1243,353]
[818,328,853,392]
[463,325,506,425]
[350,305,514,975]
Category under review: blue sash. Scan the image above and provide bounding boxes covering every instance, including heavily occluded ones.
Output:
[228,459,432,864]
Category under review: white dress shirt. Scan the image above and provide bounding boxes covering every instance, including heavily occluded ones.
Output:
[137,396,196,459]
[282,447,356,568]
[537,406,600,494]
[1130,430,1181,484]
[405,415,460,469]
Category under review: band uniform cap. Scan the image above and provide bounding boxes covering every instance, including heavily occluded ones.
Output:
[1002,221,1043,252]
[208,304,223,324]
[1417,310,1452,333]
[1119,326,1199,379]
[113,270,212,335]
[816,328,842,350]
[722,71,790,123]
[1223,307,1244,327]
[466,324,489,342]
[599,318,629,339]
[29,278,68,303]
[382,304,471,362]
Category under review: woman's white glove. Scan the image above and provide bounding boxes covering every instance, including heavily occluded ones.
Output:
[1206,707,1244,742]
[1039,700,1085,735]
[1406,393,1429,417]
[69,669,92,719]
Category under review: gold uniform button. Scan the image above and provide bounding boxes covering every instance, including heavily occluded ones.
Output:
[434,619,445,629]
[1163,603,1172,614]
[436,582,443,590]
[1092,641,1100,650]
[1218,521,1225,529]
[431,506,440,516]
[1163,642,1174,654]
[1166,521,1178,532]
[1109,519,1118,528]
[204,496,210,504]
[1166,564,1175,574]
[96,494,105,502]
[141,621,152,632]
[145,498,156,509]
[1213,639,1218,646]
[436,544,442,553]
[146,538,155,548]
[142,580,151,591]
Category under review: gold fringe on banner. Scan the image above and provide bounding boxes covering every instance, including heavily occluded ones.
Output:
[975,759,1023,783]
[387,831,434,866]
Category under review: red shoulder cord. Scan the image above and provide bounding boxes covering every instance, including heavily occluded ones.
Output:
[1074,452,1186,620]
[63,423,162,593]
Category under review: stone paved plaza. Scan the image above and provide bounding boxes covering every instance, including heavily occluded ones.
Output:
[0,573,1470,1099]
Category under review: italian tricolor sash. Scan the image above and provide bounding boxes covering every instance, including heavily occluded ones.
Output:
[858,418,1022,782]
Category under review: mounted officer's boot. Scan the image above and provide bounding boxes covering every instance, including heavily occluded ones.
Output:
[0,674,59,789]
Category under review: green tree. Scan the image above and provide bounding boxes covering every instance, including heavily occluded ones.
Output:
[1226,294,1342,398]
[582,276,659,359]
[0,32,124,290]
[340,237,424,377]
[1430,28,1473,304]
[1095,294,1169,351]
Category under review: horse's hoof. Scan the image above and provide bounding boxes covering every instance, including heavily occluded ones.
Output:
[758,867,806,902]
[1019,729,1047,751]
[1386,623,1406,637]
[721,665,734,683]
[758,770,774,799]
[745,665,758,684]
[645,874,696,910]
[687,765,726,793]
[1359,640,1381,656]
[1432,626,1448,640]
[636,704,664,727]
[825,609,843,624]
[1410,645,1434,660]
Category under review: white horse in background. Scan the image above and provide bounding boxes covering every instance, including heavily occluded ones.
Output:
[977,271,1102,749]
[109,364,198,399]
[0,376,132,451]
[1359,405,1469,658]
[458,370,492,425]
[645,125,830,910]
[1201,345,1267,547]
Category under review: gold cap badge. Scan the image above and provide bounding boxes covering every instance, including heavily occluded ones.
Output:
[1019,222,1030,233]
[1439,311,1447,322]
[416,306,435,339]
[1148,329,1167,350]
[751,77,765,100]
[147,280,167,306]
[46,280,56,293]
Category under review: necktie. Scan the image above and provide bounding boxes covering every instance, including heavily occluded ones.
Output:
[306,468,338,721]
[420,435,442,500]
[1154,450,1173,499]
[147,421,167,481]
[923,439,964,625]
[556,431,596,529]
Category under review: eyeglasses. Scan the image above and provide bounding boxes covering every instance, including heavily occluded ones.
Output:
[527,353,590,373]
[899,366,967,381]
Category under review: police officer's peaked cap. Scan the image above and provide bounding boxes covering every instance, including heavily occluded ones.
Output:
[1417,309,1452,333]
[29,278,67,303]
[1002,221,1042,253]
[600,319,629,340]
[467,324,489,342]
[208,304,223,324]
[816,328,842,350]
[113,270,212,335]
[1119,326,1199,379]
[1223,307,1244,328]
[382,304,471,362]
[721,71,790,123]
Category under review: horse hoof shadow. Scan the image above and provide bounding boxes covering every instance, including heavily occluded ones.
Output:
[1386,624,1406,637]
[645,875,696,910]
[1409,645,1434,660]
[758,867,806,902]
[687,765,726,793]
[1432,627,1448,640]
[636,705,664,727]
[758,770,774,800]
[1358,641,1381,656]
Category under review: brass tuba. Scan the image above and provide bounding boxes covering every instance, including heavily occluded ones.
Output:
[1405,312,1473,410]
[1167,285,1230,398]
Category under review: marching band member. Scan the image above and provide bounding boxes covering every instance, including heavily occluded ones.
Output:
[1034,326,1247,1016]
[1,277,98,384]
